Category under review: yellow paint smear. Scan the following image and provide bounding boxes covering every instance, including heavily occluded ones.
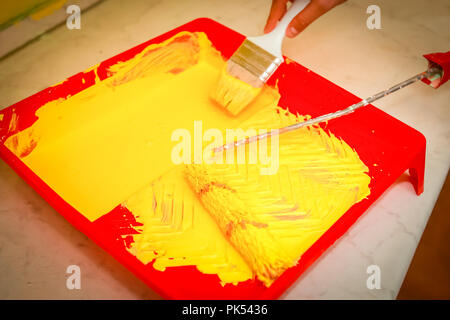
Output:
[0,0,66,27]
[5,31,370,286]
[30,0,66,21]
[5,31,273,221]
[124,167,252,285]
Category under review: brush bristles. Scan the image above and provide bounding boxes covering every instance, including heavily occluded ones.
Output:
[211,39,282,115]
[211,63,262,115]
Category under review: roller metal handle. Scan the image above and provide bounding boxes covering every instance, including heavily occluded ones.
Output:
[215,65,443,152]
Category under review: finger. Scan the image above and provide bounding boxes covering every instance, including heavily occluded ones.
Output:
[264,0,289,34]
[286,0,346,38]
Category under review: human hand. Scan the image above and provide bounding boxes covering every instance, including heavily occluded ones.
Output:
[264,0,347,38]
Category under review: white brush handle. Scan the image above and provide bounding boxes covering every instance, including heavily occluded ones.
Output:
[248,0,310,59]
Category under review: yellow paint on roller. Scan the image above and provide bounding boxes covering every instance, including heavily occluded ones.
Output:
[124,167,253,285]
[4,31,370,286]
[185,107,371,286]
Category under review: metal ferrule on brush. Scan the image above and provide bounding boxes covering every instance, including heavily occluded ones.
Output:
[227,39,284,87]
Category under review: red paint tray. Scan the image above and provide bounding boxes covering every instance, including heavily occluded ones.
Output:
[0,18,425,299]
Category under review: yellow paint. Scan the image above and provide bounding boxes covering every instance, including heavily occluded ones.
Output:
[7,110,18,133]
[4,31,370,286]
[186,107,371,286]
[0,0,66,28]
[30,0,66,21]
[211,66,262,115]
[4,31,276,221]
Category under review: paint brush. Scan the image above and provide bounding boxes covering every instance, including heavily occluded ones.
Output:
[211,0,311,115]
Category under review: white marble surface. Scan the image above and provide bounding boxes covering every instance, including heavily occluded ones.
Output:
[0,0,449,299]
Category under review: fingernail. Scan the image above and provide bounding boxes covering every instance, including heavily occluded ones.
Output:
[286,26,298,38]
